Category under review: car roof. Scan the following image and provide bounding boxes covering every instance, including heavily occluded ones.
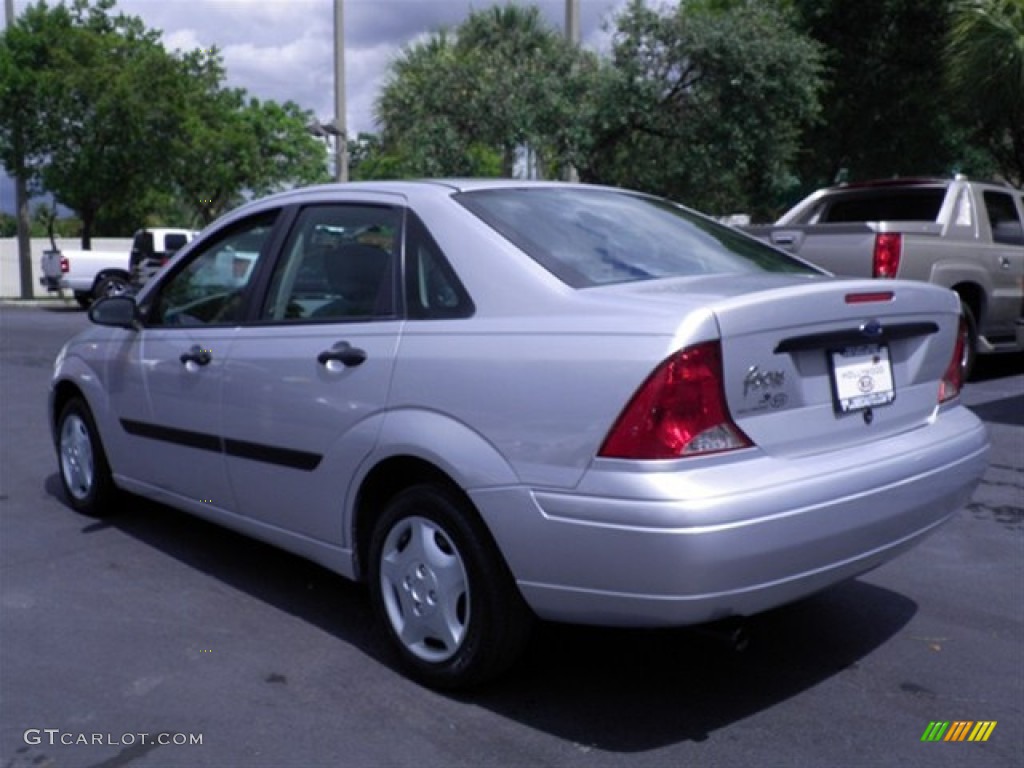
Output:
[216,179,643,229]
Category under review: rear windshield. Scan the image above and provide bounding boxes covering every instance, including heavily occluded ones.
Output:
[455,187,817,288]
[811,188,946,223]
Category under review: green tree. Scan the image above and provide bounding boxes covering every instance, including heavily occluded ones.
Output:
[0,213,16,238]
[26,0,187,247]
[348,132,502,180]
[375,6,599,178]
[169,47,328,226]
[242,99,330,196]
[1,0,329,244]
[0,1,71,191]
[588,0,823,218]
[947,0,1024,184]
[791,0,964,188]
[375,31,500,176]
[0,0,76,292]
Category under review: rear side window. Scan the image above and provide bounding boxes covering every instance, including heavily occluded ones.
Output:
[983,191,1024,246]
[455,187,815,288]
[164,233,190,252]
[404,213,473,319]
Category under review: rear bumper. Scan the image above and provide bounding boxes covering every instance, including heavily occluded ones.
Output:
[475,405,989,626]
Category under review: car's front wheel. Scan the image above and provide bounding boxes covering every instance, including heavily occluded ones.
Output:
[57,398,118,516]
[368,484,532,689]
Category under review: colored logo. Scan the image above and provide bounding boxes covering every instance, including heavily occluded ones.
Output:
[921,721,996,742]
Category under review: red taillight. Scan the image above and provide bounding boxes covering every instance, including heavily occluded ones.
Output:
[599,341,753,460]
[872,233,902,278]
[60,256,69,274]
[939,317,967,403]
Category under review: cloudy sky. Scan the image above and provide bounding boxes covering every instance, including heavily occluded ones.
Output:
[11,0,629,136]
[1,1,630,212]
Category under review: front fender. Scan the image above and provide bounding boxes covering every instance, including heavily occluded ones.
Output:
[50,354,116,452]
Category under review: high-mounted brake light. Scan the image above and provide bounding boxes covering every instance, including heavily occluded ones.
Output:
[938,317,968,403]
[845,291,894,304]
[599,341,753,460]
[872,233,902,278]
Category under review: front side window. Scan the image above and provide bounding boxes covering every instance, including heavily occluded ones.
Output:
[261,204,399,322]
[456,187,816,288]
[148,212,278,326]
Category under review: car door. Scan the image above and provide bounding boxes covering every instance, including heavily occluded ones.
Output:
[114,210,283,511]
[980,190,1024,337]
[221,201,403,544]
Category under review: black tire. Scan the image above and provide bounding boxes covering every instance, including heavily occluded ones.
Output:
[56,398,119,517]
[960,304,978,382]
[368,484,533,689]
[94,273,129,302]
[74,291,92,309]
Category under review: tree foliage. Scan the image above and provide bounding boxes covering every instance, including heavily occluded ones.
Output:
[0,0,328,245]
[586,0,824,218]
[375,6,600,178]
[947,0,1024,184]
[374,1,822,216]
[790,0,968,188]
[169,49,329,226]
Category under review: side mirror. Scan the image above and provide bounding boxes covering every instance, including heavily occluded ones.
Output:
[88,295,140,330]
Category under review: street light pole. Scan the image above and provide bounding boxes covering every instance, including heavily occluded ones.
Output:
[565,0,579,46]
[565,0,580,183]
[334,0,348,182]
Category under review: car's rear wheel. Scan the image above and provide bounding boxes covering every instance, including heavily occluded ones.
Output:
[368,484,532,689]
[57,398,118,516]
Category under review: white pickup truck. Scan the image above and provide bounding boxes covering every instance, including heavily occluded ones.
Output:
[40,227,196,308]
[746,177,1024,375]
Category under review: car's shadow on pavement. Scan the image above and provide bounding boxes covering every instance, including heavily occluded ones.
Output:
[46,475,918,752]
[970,351,1023,382]
[472,580,915,749]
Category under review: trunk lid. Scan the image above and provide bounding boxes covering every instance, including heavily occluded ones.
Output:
[705,277,961,457]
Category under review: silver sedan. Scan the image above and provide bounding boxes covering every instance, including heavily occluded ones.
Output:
[50,180,989,688]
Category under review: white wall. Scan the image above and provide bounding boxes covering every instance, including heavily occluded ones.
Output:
[0,237,132,299]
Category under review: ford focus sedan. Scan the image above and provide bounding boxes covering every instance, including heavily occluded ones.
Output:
[50,180,989,688]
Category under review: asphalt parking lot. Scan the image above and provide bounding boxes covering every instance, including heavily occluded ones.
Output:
[1,302,1021,768]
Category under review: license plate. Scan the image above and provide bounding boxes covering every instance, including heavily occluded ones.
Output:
[829,344,895,412]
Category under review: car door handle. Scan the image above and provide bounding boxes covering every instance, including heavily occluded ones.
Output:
[317,341,367,367]
[180,345,212,366]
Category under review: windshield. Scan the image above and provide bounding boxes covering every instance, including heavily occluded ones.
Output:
[455,187,818,288]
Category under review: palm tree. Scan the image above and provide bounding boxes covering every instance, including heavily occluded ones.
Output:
[947,0,1024,184]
